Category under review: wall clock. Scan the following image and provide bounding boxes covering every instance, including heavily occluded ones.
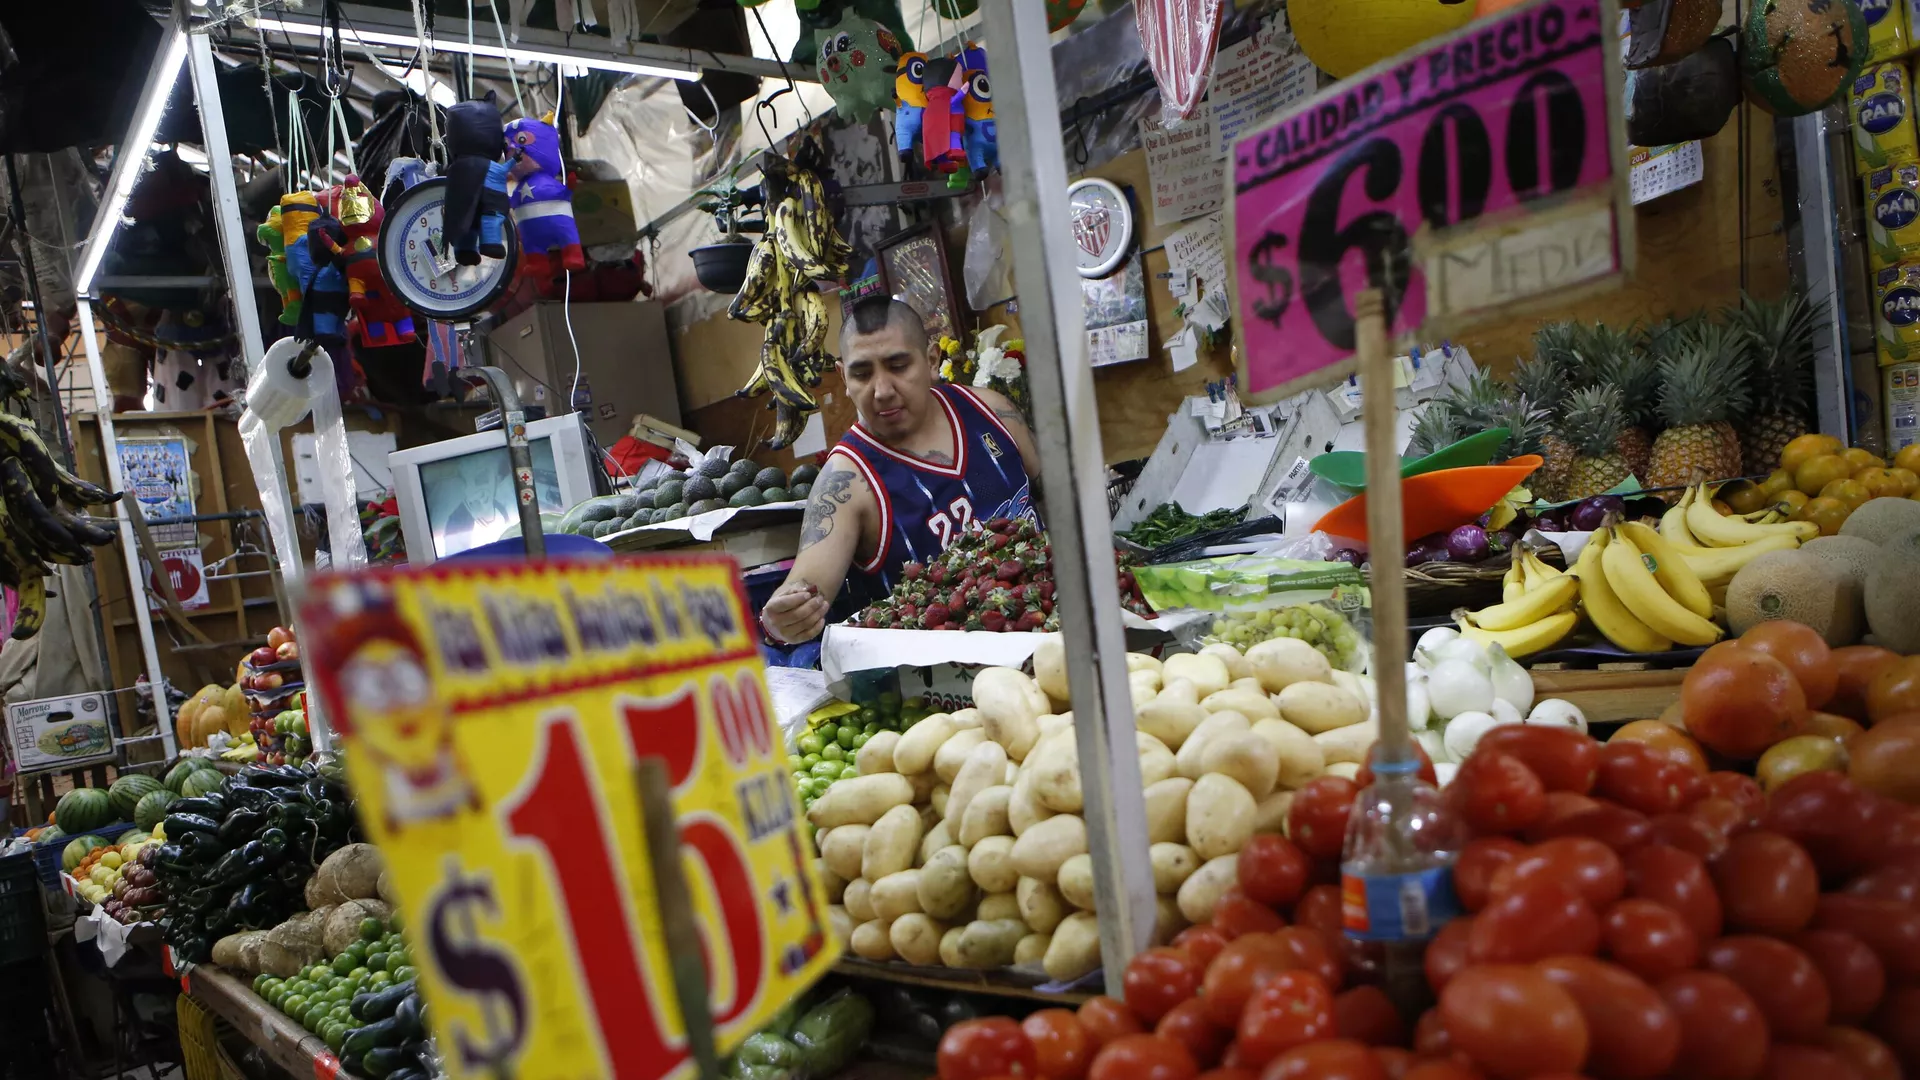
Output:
[1067,178,1134,279]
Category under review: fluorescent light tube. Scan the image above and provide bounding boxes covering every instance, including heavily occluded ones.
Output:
[253,16,698,80]
[74,28,188,295]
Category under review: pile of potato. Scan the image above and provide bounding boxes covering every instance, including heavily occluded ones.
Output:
[810,635,1376,983]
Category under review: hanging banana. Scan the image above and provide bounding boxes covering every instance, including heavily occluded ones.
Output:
[0,410,123,636]
[729,165,853,436]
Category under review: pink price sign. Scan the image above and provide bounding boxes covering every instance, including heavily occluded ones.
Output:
[1229,0,1626,398]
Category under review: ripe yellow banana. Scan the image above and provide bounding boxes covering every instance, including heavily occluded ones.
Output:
[1576,529,1673,653]
[1661,487,1706,548]
[1618,521,1715,619]
[1675,531,1803,586]
[1465,574,1580,631]
[1601,527,1725,647]
[1522,549,1565,584]
[1457,610,1579,658]
[1502,557,1527,604]
[1688,486,1819,547]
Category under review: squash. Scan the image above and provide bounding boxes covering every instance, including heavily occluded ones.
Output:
[221,684,249,734]
[192,705,230,747]
[176,684,226,748]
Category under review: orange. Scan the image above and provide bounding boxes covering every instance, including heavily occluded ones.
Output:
[1775,489,1811,515]
[1795,454,1855,496]
[1798,495,1853,535]
[1895,443,1920,474]
[1819,478,1872,510]
[1761,469,1798,498]
[1721,479,1772,514]
[1843,447,1887,470]
[1891,466,1920,495]
[1856,466,1908,499]
[1781,434,1846,474]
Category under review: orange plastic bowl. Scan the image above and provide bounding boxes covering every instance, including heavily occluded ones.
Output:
[1311,456,1543,544]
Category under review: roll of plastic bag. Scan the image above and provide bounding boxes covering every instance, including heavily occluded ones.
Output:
[240,338,368,574]
[964,189,1011,311]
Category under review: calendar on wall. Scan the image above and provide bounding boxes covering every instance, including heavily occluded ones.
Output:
[1629,141,1705,205]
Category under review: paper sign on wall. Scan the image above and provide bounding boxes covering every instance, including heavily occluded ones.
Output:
[1211,28,1318,158]
[1140,105,1226,226]
[141,547,212,611]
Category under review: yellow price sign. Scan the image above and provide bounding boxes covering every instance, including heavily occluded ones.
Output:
[298,555,839,1080]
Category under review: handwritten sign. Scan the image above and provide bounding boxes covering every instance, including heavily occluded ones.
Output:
[299,556,838,1080]
[1166,213,1229,305]
[1141,105,1226,226]
[1212,30,1318,158]
[1228,0,1630,399]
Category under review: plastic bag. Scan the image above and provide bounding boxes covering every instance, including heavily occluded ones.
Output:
[963,190,1010,311]
[1139,532,1373,672]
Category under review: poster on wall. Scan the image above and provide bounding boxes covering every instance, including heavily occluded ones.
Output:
[140,547,212,612]
[878,225,962,346]
[1084,255,1151,366]
[118,436,197,546]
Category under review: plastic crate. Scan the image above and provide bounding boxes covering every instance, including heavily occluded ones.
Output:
[0,853,45,967]
[29,821,135,890]
[178,992,221,1080]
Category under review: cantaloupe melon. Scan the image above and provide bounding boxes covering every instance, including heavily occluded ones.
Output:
[1865,533,1920,654]
[1840,497,1920,547]
[1725,549,1860,646]
[1801,535,1877,635]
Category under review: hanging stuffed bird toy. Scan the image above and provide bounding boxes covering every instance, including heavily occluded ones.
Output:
[816,11,905,123]
[895,51,929,161]
[920,52,970,174]
[960,43,996,176]
[504,115,586,279]
[442,92,511,265]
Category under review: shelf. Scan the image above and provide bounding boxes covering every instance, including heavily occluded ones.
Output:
[185,966,363,1080]
[1528,667,1686,726]
[833,959,1093,1005]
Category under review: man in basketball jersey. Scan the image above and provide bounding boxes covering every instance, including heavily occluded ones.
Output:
[761,297,1042,644]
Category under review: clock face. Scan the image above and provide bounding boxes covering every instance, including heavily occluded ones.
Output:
[377,178,518,321]
[1067,178,1134,279]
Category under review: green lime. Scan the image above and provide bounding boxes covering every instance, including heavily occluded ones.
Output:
[384,951,407,973]
[820,743,844,762]
[283,994,307,1017]
[851,732,871,749]
[804,777,830,797]
[800,753,823,769]
[836,724,860,748]
[862,722,881,736]
[360,917,384,942]
[369,972,392,989]
[366,951,389,971]
[391,965,416,983]
[324,1026,345,1053]
[809,761,839,780]
[788,756,806,772]
[331,953,356,976]
[836,761,859,779]
[796,732,825,756]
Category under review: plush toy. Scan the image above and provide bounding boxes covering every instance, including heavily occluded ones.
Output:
[259,206,299,327]
[504,116,586,279]
[960,43,996,176]
[920,52,970,174]
[443,93,510,266]
[816,12,905,123]
[317,175,415,348]
[299,188,351,351]
[895,52,928,160]
[793,0,912,67]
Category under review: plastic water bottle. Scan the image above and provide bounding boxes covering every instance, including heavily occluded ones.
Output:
[1340,758,1465,1017]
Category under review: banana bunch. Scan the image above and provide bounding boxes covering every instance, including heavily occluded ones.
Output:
[0,412,121,640]
[1659,484,1817,587]
[1458,548,1581,657]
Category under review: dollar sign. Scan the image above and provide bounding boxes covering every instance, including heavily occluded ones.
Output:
[426,869,528,1071]
[1247,232,1295,329]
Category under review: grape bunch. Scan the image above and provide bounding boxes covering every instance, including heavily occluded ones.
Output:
[1199,602,1367,672]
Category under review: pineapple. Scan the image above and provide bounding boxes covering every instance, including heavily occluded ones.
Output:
[1494,393,1550,461]
[1408,400,1465,459]
[1643,320,1752,492]
[1512,341,1578,501]
[1560,385,1634,499]
[1731,292,1820,473]
[1587,325,1660,480]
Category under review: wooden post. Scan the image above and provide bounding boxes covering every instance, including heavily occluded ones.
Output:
[638,757,724,1080]
[1355,290,1412,765]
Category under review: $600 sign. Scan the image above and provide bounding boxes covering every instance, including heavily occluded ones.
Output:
[300,556,837,1080]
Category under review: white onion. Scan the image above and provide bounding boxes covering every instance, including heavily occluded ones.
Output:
[1407,679,1433,733]
[1415,727,1450,764]
[1415,626,1461,667]
[1527,698,1589,734]
[1427,658,1495,721]
[1486,644,1535,715]
[1434,761,1459,788]
[1489,697,1524,728]
[1443,710,1502,761]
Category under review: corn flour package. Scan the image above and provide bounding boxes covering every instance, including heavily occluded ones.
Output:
[1888,363,1920,451]
[1866,0,1911,62]
[1870,164,1920,266]
[1853,62,1920,172]
[1877,263,1920,366]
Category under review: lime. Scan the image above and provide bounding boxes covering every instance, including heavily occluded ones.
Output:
[360,917,384,942]
[796,733,825,756]
[836,724,860,749]
[385,951,408,973]
[331,953,356,976]
[810,761,840,780]
[366,951,389,971]
[392,965,416,983]
[283,994,307,1017]
[369,972,392,989]
[324,1026,345,1053]
[800,753,823,769]
[862,722,881,736]
[822,742,847,761]
[788,756,806,772]
[809,777,836,797]
[852,732,871,749]
[836,761,859,779]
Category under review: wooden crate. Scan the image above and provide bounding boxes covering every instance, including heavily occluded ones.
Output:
[1529,666,1685,726]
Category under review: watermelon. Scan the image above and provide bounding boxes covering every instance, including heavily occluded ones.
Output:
[55,787,114,833]
[62,835,107,872]
[108,773,162,820]
[163,760,202,793]
[115,829,149,846]
[135,789,179,831]
[36,825,65,844]
[180,770,224,799]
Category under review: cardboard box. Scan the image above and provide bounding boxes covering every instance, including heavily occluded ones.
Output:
[572,178,638,250]
[7,691,113,773]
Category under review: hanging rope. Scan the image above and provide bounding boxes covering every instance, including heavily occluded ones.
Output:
[286,88,311,191]
[329,97,358,180]
[482,0,527,114]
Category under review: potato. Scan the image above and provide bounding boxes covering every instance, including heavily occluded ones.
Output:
[1008,769,1057,836]
[1247,638,1333,693]
[919,845,978,919]
[1033,634,1070,701]
[1043,912,1102,981]
[1331,670,1375,709]
[807,774,916,828]
[947,741,1010,827]
[1015,933,1052,966]
[1017,876,1068,933]
[949,707,984,730]
[1011,814,1088,881]
[1143,777,1194,844]
[1176,854,1239,924]
[920,820,954,865]
[939,926,970,967]
[870,870,925,920]
[1177,711,1251,780]
[1252,718,1327,789]
[844,878,876,922]
[1314,719,1380,765]
[919,804,941,835]
[932,784,950,817]
[1199,643,1252,682]
[974,667,1047,762]
[1231,677,1264,694]
[1056,853,1097,911]
[977,892,1023,921]
[1276,682,1367,735]
[1158,678,1200,707]
[829,905,855,947]
[1130,672,1161,708]
[1136,698,1207,750]
[960,785,1014,846]
[1150,843,1200,894]
[909,770,939,804]
[851,918,896,960]
[1325,762,1361,779]
[1187,774,1257,860]
[1163,653,1231,698]
[1203,687,1279,721]
[1253,789,1295,834]
[969,836,1020,893]
[1202,732,1281,798]
[1137,732,1177,787]
[935,728,991,783]
[821,825,871,882]
[894,714,958,774]
[956,918,1028,969]
[857,730,902,774]
[1037,713,1073,739]
[1026,731,1083,813]
[1005,761,1020,785]
[815,859,847,903]
[863,804,925,881]
[1155,897,1189,945]
[1127,653,1165,677]
[891,913,947,966]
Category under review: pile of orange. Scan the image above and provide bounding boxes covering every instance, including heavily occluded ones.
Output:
[1723,435,1920,535]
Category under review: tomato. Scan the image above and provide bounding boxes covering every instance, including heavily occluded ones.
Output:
[1848,720,1920,805]
[1807,711,1868,741]
[1199,935,1290,1028]
[1646,812,1728,860]
[1212,890,1287,940]
[1488,836,1624,908]
[1447,751,1547,834]
[1262,1040,1387,1080]
[1608,720,1709,776]
[1411,1009,1453,1060]
[1438,964,1588,1079]
[1791,931,1887,1025]
[1830,646,1900,720]
[1760,1044,1862,1080]
[1529,801,1653,853]
[1473,726,1600,793]
[1355,742,1438,788]
[1452,838,1525,912]
[1625,843,1722,943]
[1701,935,1832,1042]
[1812,895,1920,981]
[1237,835,1312,910]
[1535,955,1679,1080]
[1271,926,1344,991]
[1705,772,1769,826]
[1844,860,1920,904]
[1764,771,1878,881]
[940,1018,1042,1080]
[1689,797,1753,843]
[1235,969,1334,1065]
[1868,983,1920,1075]
[1125,947,1205,1025]
[1194,1070,1256,1080]
[1333,985,1406,1047]
[1078,997,1145,1049]
[1290,778,1361,861]
[1738,620,1838,710]
[1656,972,1770,1080]
[1025,1010,1096,1080]
[1401,1063,1484,1080]
[1595,740,1704,815]
[1866,656,1920,725]
[1468,879,1600,963]
[1712,831,1819,934]
[1293,885,1346,952]
[1681,648,1809,759]
[1423,917,1474,994]
[1370,1047,1416,1080]
[1823,1027,1902,1080]
[1155,1000,1229,1069]
[1087,1034,1197,1080]
[1173,926,1231,970]
[1600,898,1700,982]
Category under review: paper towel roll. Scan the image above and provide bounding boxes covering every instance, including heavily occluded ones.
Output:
[242,338,367,572]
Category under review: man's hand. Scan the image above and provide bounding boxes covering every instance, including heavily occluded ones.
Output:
[761,580,830,644]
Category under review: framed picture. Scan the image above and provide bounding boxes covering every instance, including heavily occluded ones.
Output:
[877,224,963,347]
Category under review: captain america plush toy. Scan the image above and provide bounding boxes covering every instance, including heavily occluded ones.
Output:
[504,116,585,279]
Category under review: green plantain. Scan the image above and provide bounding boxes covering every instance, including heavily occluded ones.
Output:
[0,412,117,507]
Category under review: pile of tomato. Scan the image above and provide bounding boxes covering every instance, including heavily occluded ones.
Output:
[932,624,1920,1080]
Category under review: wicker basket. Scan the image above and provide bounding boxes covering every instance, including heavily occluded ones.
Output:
[1403,547,1568,618]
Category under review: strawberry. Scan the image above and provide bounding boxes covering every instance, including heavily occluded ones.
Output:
[1009,583,1029,601]
[1016,610,1046,631]
[898,602,918,620]
[1039,581,1056,601]
[990,533,1011,551]
[1042,599,1054,614]
[996,560,1024,582]
[964,612,984,631]
[980,610,1008,632]
[921,605,951,629]
[902,561,925,581]
[948,588,967,611]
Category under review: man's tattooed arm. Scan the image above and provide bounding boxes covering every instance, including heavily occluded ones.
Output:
[799,459,859,549]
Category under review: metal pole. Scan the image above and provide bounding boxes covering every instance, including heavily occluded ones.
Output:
[1794,108,1852,442]
[187,30,269,382]
[467,364,546,556]
[979,0,1155,991]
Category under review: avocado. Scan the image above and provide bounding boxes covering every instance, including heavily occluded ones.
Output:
[791,482,813,500]
[730,458,759,477]
[635,473,662,493]
[753,467,787,489]
[696,455,730,478]
[762,487,791,503]
[624,512,650,530]
[729,487,767,508]
[613,493,643,517]
[653,480,685,509]
[683,475,718,501]
[666,502,689,519]
[790,463,820,486]
[718,474,750,498]
[689,498,726,515]
[645,508,666,524]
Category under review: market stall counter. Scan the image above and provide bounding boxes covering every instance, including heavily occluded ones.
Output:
[183,965,366,1080]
